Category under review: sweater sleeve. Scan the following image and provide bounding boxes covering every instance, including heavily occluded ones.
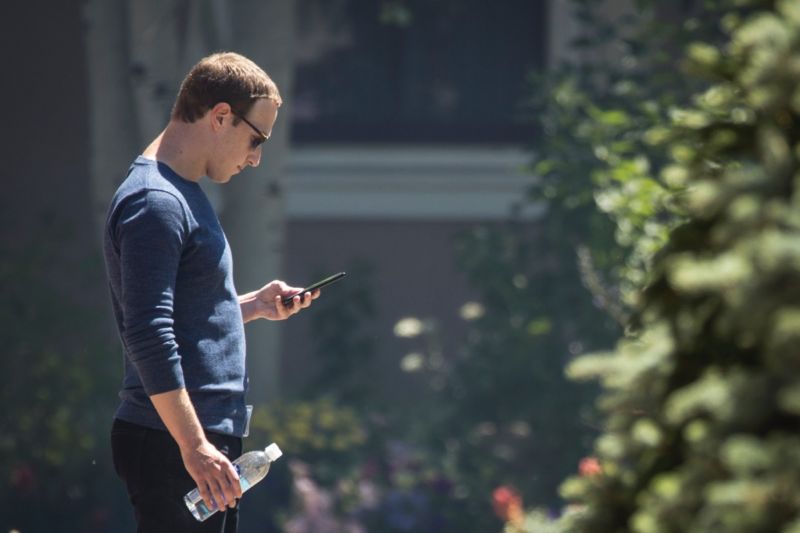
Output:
[113,189,187,395]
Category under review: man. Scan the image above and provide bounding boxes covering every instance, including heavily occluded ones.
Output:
[104,52,317,532]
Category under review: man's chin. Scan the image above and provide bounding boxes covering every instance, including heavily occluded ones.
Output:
[208,173,234,184]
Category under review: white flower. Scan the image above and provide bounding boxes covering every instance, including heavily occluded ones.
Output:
[393,317,425,338]
[459,302,485,321]
[400,352,424,372]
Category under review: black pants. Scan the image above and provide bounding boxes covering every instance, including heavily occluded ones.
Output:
[111,418,242,533]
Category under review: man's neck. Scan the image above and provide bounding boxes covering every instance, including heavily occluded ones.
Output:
[142,120,207,182]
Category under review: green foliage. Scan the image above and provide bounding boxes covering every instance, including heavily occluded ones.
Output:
[560,0,800,530]
[528,0,731,310]
[413,1,759,530]
[256,262,465,531]
[419,1,726,529]
[248,397,368,484]
[503,507,585,533]
[302,261,379,407]
[0,219,122,531]
[433,222,608,525]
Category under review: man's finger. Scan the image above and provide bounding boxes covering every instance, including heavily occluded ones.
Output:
[226,463,243,499]
[275,294,292,316]
[210,478,230,510]
[199,481,217,511]
[219,475,240,508]
[219,464,242,504]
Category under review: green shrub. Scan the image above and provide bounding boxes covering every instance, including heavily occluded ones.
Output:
[561,1,800,531]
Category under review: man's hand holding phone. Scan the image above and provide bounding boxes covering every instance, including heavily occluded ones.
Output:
[281,271,346,306]
[239,272,346,323]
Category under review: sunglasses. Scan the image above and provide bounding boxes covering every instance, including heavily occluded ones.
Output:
[233,112,268,150]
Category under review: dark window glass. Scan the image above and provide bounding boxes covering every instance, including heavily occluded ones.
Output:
[292,0,548,144]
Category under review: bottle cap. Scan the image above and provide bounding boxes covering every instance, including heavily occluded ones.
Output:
[265,443,283,462]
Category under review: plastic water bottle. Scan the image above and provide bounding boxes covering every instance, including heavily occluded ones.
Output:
[184,443,283,521]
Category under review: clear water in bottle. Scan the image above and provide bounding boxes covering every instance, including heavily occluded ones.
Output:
[184,443,283,521]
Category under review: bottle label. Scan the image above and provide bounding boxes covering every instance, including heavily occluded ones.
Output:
[196,499,214,517]
[235,464,251,491]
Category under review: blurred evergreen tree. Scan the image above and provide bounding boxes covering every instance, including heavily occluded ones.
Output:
[560,0,800,530]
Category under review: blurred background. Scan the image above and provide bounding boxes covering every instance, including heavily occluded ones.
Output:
[0,0,718,531]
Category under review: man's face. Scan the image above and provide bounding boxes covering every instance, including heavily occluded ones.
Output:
[208,98,279,183]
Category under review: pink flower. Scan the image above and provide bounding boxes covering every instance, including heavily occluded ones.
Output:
[492,485,524,525]
[579,457,602,477]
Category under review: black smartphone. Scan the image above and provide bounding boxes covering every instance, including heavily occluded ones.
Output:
[282,271,347,306]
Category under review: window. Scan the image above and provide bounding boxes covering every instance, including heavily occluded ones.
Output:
[292,0,548,144]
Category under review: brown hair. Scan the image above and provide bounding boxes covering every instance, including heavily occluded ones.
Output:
[171,52,282,123]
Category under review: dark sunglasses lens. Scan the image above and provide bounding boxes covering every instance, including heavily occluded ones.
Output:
[251,137,265,150]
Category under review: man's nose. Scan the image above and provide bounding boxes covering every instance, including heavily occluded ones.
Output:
[248,149,262,168]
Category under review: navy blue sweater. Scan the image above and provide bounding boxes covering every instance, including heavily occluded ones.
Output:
[104,157,248,437]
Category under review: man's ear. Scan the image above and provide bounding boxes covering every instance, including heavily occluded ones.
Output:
[209,102,232,131]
